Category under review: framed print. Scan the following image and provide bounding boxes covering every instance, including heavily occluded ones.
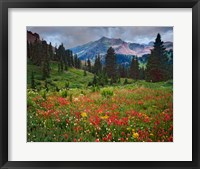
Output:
[0,0,199,168]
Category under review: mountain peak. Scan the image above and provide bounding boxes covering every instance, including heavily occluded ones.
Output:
[100,36,109,40]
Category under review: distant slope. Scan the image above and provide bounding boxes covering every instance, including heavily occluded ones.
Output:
[27,60,94,89]
[70,36,173,62]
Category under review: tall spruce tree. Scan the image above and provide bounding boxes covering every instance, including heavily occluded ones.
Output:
[93,55,102,75]
[145,33,169,82]
[41,40,50,79]
[105,47,117,82]
[57,44,66,72]
[48,42,54,60]
[87,59,92,72]
[27,41,30,58]
[130,57,139,80]
[31,71,36,89]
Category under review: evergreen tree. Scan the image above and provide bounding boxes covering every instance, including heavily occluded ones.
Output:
[145,33,169,82]
[93,55,102,74]
[84,69,87,76]
[139,68,145,80]
[93,75,97,85]
[87,59,92,72]
[48,42,54,60]
[32,39,42,66]
[27,41,30,58]
[124,78,128,85]
[41,40,50,79]
[105,47,117,82]
[77,58,81,69]
[31,71,36,89]
[130,56,139,80]
[74,54,78,68]
[119,65,127,78]
[57,44,65,72]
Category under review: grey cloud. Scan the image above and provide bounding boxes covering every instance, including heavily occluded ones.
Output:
[27,26,173,49]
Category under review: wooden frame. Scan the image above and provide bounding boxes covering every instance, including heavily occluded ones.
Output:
[0,0,199,168]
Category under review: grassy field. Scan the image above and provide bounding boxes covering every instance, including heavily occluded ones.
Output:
[27,61,173,142]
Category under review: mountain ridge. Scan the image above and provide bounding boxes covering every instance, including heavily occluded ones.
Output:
[70,36,173,61]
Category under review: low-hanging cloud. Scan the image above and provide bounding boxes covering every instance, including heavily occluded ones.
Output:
[27,26,173,49]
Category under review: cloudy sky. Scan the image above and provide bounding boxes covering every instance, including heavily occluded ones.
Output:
[27,26,173,49]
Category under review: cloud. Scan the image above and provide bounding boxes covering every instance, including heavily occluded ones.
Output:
[27,26,173,49]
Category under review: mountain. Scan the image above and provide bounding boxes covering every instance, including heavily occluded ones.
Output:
[70,36,173,63]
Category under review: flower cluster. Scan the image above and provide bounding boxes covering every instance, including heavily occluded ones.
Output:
[27,86,173,142]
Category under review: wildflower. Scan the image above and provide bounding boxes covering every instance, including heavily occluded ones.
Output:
[74,97,79,102]
[64,134,68,139]
[150,133,154,136]
[133,132,139,139]
[95,139,100,142]
[81,112,87,118]
[100,115,109,120]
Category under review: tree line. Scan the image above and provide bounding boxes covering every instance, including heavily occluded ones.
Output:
[27,33,173,88]
[84,33,172,86]
[27,39,82,80]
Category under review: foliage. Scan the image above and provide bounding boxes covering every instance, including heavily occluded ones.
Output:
[27,81,173,142]
[145,33,171,82]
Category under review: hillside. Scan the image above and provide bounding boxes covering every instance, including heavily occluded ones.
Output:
[70,36,173,62]
[27,59,94,90]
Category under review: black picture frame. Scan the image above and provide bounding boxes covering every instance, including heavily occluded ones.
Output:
[0,0,199,168]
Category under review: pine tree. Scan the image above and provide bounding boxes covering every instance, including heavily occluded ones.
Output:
[130,56,139,80]
[84,69,87,76]
[145,33,169,82]
[87,59,92,72]
[57,44,65,72]
[48,42,54,60]
[77,58,81,69]
[139,68,145,80]
[105,47,117,82]
[93,75,97,85]
[27,41,30,58]
[94,55,102,75]
[74,54,78,68]
[31,71,36,89]
[41,40,50,79]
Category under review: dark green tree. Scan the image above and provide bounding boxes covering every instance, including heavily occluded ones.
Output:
[93,75,97,85]
[27,41,30,58]
[87,59,92,72]
[130,57,139,80]
[84,68,87,76]
[48,42,54,60]
[31,71,36,89]
[41,40,50,79]
[105,47,117,82]
[139,68,145,80]
[145,33,169,82]
[94,55,102,75]
[57,44,65,72]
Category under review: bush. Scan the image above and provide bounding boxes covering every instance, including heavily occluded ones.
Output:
[124,78,128,85]
[91,85,100,92]
[60,89,68,98]
[101,88,114,98]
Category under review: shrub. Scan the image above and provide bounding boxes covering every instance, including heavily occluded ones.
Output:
[124,78,128,85]
[60,89,68,98]
[101,88,114,98]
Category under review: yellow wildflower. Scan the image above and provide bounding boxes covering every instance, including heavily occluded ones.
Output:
[133,132,139,139]
[101,115,109,119]
[150,133,154,136]
[81,112,87,118]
